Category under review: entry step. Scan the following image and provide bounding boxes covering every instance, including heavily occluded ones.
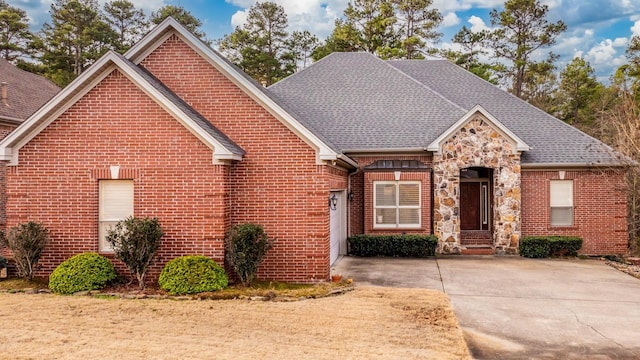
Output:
[461,246,495,255]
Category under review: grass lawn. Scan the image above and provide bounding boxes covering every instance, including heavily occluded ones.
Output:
[0,283,470,359]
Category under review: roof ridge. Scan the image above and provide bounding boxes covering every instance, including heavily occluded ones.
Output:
[384,59,468,113]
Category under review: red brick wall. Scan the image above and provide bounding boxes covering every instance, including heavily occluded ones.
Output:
[521,169,628,255]
[5,70,229,280]
[140,34,347,282]
[349,155,432,236]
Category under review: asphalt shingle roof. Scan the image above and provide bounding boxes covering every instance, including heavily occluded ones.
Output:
[0,58,60,122]
[269,53,620,165]
[269,52,466,151]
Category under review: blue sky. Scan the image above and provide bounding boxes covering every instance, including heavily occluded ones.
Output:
[7,0,640,82]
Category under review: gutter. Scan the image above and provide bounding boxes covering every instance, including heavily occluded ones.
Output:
[342,147,429,154]
[521,162,631,169]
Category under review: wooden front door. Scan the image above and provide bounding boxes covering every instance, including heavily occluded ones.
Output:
[460,181,490,231]
[460,182,481,230]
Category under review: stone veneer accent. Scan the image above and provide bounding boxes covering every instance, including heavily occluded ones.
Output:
[433,115,522,254]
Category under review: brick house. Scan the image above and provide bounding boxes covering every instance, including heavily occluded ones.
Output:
[0,18,628,282]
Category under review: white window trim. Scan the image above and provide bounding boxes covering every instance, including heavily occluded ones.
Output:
[550,180,574,227]
[373,181,421,229]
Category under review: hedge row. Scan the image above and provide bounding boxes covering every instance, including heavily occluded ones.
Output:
[348,234,438,257]
[519,236,583,258]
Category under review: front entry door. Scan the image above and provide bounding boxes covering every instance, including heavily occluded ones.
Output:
[460,181,490,230]
[461,182,480,230]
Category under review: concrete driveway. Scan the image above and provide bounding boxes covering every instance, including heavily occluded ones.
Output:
[332,256,640,359]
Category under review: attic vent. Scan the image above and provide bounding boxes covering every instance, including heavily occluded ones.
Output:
[364,160,429,171]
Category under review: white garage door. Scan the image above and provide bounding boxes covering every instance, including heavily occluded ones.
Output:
[330,191,347,265]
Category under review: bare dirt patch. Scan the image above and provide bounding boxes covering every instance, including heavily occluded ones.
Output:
[0,286,469,359]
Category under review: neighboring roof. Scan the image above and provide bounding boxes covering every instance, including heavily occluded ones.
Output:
[0,51,245,163]
[0,58,59,123]
[269,53,621,166]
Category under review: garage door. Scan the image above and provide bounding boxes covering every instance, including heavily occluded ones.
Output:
[330,191,347,265]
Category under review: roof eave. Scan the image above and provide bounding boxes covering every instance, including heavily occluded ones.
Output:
[521,162,629,169]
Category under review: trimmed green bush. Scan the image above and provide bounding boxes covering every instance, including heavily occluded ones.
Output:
[159,256,228,295]
[49,253,117,294]
[519,236,583,258]
[225,223,273,286]
[347,234,438,257]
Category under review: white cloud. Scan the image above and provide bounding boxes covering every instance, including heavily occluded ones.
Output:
[227,0,349,39]
[441,12,460,28]
[231,10,248,29]
[432,0,503,13]
[468,16,489,32]
[613,37,628,47]
[586,39,622,64]
[632,20,640,37]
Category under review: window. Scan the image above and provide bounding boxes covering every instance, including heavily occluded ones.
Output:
[374,181,421,228]
[99,180,134,252]
[550,180,573,226]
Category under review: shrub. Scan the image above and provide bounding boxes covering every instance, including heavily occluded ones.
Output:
[225,223,273,286]
[347,234,438,257]
[159,255,228,295]
[0,222,49,280]
[106,216,163,290]
[49,253,117,294]
[519,236,583,258]
[0,256,7,269]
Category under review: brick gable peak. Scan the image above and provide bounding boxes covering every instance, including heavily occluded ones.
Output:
[124,17,352,168]
[0,51,244,165]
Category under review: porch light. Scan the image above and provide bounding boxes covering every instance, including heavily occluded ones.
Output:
[329,194,338,210]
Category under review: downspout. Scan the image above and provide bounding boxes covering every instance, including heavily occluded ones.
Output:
[430,167,434,235]
[347,167,361,238]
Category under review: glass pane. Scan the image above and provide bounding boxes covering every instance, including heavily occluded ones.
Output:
[399,183,420,206]
[551,207,573,226]
[375,208,397,225]
[550,180,573,207]
[375,183,396,206]
[399,208,420,225]
[98,221,117,252]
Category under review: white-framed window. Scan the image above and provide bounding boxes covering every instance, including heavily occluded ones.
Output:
[550,180,573,226]
[374,181,421,228]
[99,180,134,252]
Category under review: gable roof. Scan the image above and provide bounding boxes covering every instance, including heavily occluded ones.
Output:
[125,17,349,166]
[0,58,59,123]
[388,59,619,166]
[269,52,466,153]
[0,51,244,164]
[269,53,621,166]
[428,105,530,154]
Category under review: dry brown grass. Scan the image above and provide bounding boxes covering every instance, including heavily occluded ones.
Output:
[0,286,469,359]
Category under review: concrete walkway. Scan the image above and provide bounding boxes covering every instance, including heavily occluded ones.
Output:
[332,256,640,359]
